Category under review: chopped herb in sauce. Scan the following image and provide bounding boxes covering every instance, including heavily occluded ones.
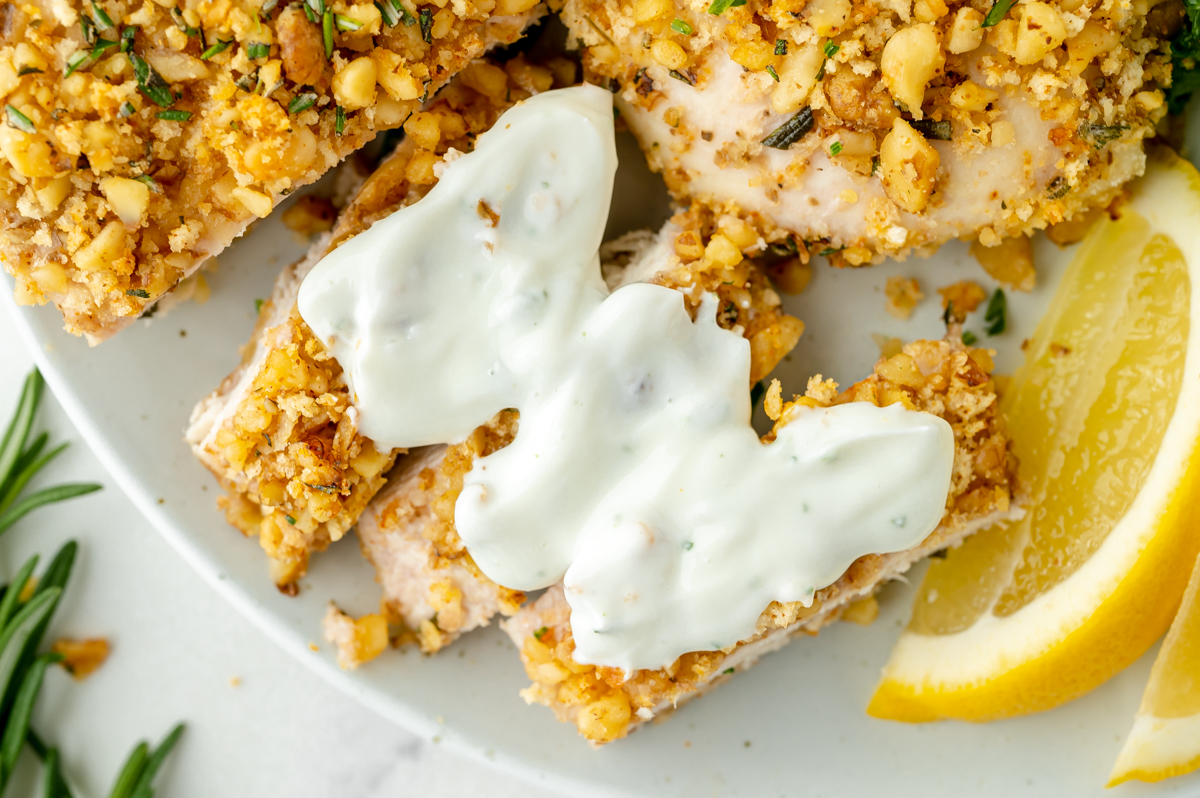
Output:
[984,288,1007,336]
[288,92,318,114]
[707,0,746,14]
[5,104,35,134]
[818,245,844,256]
[762,106,814,149]
[981,0,1013,27]
[910,118,951,140]
[670,18,693,34]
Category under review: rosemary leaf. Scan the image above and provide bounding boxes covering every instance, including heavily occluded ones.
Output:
[762,106,813,149]
[376,0,400,24]
[322,10,334,57]
[288,91,318,114]
[774,38,786,55]
[90,0,114,29]
[0,589,61,723]
[133,175,161,193]
[127,723,185,798]
[670,18,692,34]
[706,0,745,14]
[155,109,192,121]
[0,484,101,535]
[667,68,694,85]
[981,0,1013,27]
[335,13,361,29]
[823,40,839,58]
[17,66,43,76]
[108,743,148,798]
[130,53,174,108]
[42,746,73,798]
[64,50,91,78]
[304,0,326,17]
[170,6,199,37]
[401,3,415,24]
[246,41,269,58]
[0,652,62,787]
[335,104,345,135]
[81,14,97,45]
[1077,121,1128,149]
[0,556,38,632]
[259,0,280,18]
[6,104,35,134]
[0,441,68,516]
[36,541,78,599]
[829,140,842,156]
[119,101,136,117]
[984,288,1007,336]
[0,371,42,492]
[419,6,432,42]
[910,118,951,140]
[765,64,779,81]
[962,330,978,346]
[120,25,137,51]
[200,38,232,59]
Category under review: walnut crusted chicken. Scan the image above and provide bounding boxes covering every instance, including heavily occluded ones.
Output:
[187,59,576,587]
[0,0,544,343]
[503,339,1016,744]
[562,0,1174,262]
[344,217,805,657]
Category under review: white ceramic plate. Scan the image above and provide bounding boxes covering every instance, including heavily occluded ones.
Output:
[6,123,1200,797]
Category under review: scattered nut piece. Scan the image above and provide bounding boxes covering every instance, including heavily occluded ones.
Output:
[52,638,110,680]
[937,280,988,320]
[884,275,924,319]
[970,235,1036,291]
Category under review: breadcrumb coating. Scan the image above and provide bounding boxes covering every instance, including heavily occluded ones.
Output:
[187,60,574,586]
[562,0,1176,261]
[503,337,1015,744]
[0,0,543,342]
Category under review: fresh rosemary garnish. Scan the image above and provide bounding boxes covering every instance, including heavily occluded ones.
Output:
[4,105,35,135]
[288,92,318,114]
[761,106,813,149]
[829,140,842,156]
[17,66,42,76]
[335,104,345,135]
[670,18,692,34]
[120,25,137,51]
[90,0,114,29]
[418,7,432,42]
[322,11,334,58]
[130,53,174,108]
[246,41,269,58]
[335,14,361,30]
[774,38,787,55]
[766,64,779,81]
[155,109,192,121]
[981,0,1013,27]
[304,0,326,17]
[984,288,1007,336]
[200,38,232,59]
[706,0,745,14]
[133,174,162,193]
[125,288,151,298]
[375,0,400,24]
[910,118,952,140]
[823,40,839,58]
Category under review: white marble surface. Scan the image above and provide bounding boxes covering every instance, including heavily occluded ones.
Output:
[0,303,562,798]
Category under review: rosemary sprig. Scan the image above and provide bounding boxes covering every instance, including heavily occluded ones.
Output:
[0,372,99,535]
[418,6,432,42]
[762,106,814,149]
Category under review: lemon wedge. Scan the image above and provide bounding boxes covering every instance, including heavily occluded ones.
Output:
[1109,549,1200,786]
[868,148,1200,723]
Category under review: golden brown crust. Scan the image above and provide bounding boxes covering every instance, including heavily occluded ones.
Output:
[0,0,542,342]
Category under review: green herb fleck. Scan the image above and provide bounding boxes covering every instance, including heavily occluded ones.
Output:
[170,6,199,37]
[134,174,162,193]
[5,104,35,134]
[322,11,334,58]
[418,7,432,42]
[910,118,952,140]
[766,64,779,81]
[335,104,346,135]
[288,91,318,114]
[723,667,735,674]
[1077,122,1129,149]
[286,514,296,525]
[260,0,280,17]
[534,626,549,640]
[90,0,114,29]
[119,101,136,117]
[984,288,1007,336]
[1046,175,1069,199]
[706,0,745,14]
[304,482,339,494]
[774,38,787,55]
[156,109,192,121]
[335,14,362,30]
[17,66,42,76]
[247,41,269,59]
[823,40,839,58]
[668,68,694,85]
[255,298,264,313]
[125,288,151,298]
[762,106,813,149]
[870,155,880,175]
[376,0,401,25]
[81,13,97,44]
[981,0,1013,27]
[131,53,175,107]
[829,140,842,156]
[818,245,844,256]
[200,38,232,59]
[120,24,137,51]
[961,330,978,346]
[670,18,693,34]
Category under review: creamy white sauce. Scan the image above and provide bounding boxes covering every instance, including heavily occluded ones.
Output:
[298,86,955,672]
